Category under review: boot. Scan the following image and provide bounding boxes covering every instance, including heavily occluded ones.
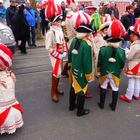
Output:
[51,76,59,103]
[77,94,90,117]
[69,86,76,111]
[57,78,64,95]
[109,91,118,111]
[61,62,69,77]
[98,88,106,109]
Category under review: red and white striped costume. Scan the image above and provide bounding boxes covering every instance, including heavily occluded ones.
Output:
[120,19,140,102]
[0,44,23,134]
[45,25,66,78]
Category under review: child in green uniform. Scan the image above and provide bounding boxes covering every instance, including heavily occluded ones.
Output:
[68,11,95,117]
[97,20,126,111]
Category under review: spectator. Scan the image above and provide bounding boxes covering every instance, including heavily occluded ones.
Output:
[101,2,108,16]
[98,2,104,15]
[105,2,115,16]
[120,5,135,49]
[6,0,17,31]
[113,3,119,19]
[14,5,30,54]
[40,8,49,36]
[79,4,85,11]
[24,2,37,47]
[134,2,140,18]
[0,0,6,23]
[61,1,67,21]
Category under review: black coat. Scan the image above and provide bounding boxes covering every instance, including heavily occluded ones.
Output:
[134,7,140,18]
[14,13,30,41]
[6,5,17,31]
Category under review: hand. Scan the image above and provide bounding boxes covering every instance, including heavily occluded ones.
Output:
[58,54,64,60]
[88,79,93,83]
[125,48,130,54]
[63,52,67,57]
[95,72,101,78]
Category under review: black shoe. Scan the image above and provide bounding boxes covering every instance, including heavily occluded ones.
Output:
[69,106,76,111]
[77,109,90,117]
[32,44,37,47]
[109,103,116,111]
[21,51,27,54]
[97,102,104,109]
[28,43,32,47]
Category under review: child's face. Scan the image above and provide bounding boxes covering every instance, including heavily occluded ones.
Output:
[0,61,7,71]
[100,28,108,37]
[53,20,62,27]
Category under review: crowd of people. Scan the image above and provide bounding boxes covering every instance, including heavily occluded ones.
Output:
[0,0,140,135]
[0,0,37,54]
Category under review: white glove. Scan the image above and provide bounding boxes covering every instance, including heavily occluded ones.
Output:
[88,79,94,83]
[63,52,67,57]
[125,48,130,58]
[125,48,130,54]
[58,54,64,60]
[95,72,101,78]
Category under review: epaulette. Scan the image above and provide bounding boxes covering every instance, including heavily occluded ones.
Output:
[83,37,92,46]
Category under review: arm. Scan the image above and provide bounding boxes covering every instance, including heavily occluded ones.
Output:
[1,8,6,18]
[45,31,65,59]
[127,45,137,61]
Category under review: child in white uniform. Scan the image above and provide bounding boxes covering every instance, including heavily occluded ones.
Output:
[0,44,23,134]
[120,19,140,103]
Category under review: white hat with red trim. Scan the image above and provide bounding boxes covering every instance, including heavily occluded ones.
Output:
[0,43,13,69]
[45,0,62,22]
[104,20,126,42]
[130,19,140,37]
[70,11,95,33]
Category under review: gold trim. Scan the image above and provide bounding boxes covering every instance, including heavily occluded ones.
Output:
[85,73,94,81]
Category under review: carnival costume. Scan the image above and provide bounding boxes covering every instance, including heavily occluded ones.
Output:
[120,19,140,103]
[44,0,67,103]
[68,11,95,116]
[0,44,23,134]
[61,3,76,77]
[97,20,126,111]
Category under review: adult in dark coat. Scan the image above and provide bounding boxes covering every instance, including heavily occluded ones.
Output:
[120,5,135,49]
[14,5,30,54]
[134,2,140,18]
[6,0,17,32]
[61,1,67,21]
[40,8,49,36]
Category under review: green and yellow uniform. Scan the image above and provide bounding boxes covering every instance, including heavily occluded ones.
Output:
[97,45,126,87]
[68,37,94,95]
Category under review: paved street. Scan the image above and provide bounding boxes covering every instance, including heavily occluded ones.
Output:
[0,47,140,140]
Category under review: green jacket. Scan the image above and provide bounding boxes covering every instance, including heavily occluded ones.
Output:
[98,46,126,78]
[68,37,93,94]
